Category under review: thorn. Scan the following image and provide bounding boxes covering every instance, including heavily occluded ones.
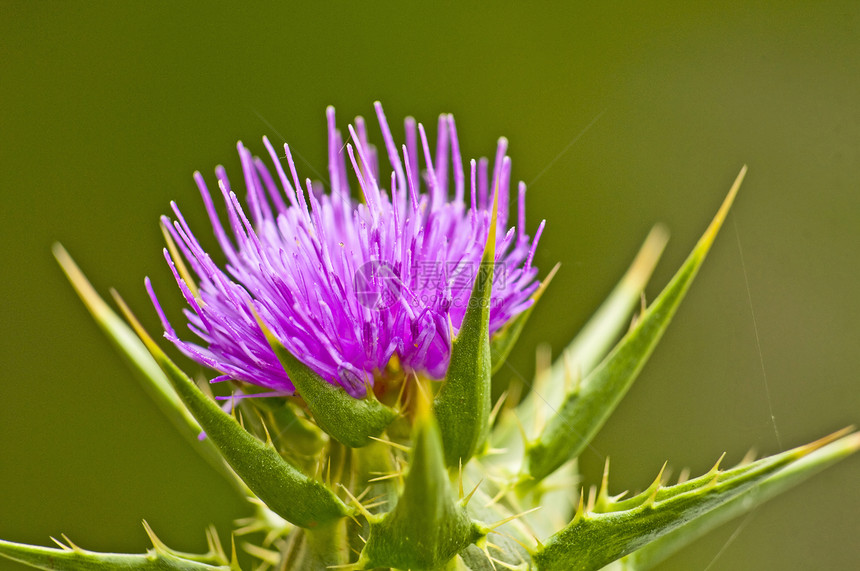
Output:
[256,410,274,446]
[262,527,282,548]
[232,521,258,537]
[448,312,456,343]
[483,541,523,570]
[488,390,509,426]
[534,344,552,389]
[572,489,586,524]
[394,371,409,411]
[462,479,483,507]
[484,447,509,456]
[586,485,597,512]
[595,457,611,510]
[141,520,167,552]
[491,529,536,557]
[354,485,372,502]
[740,448,758,466]
[708,452,727,475]
[230,534,240,570]
[504,377,523,410]
[242,542,280,565]
[504,414,528,452]
[314,453,325,479]
[394,456,407,486]
[488,555,522,570]
[643,461,668,506]
[339,483,375,522]
[562,351,582,395]
[653,461,668,486]
[532,344,553,433]
[645,484,660,506]
[205,524,226,560]
[412,373,432,405]
[362,377,376,402]
[364,500,388,510]
[367,471,403,483]
[49,537,72,551]
[485,484,509,508]
[398,371,418,415]
[368,435,411,452]
[487,507,541,531]
[677,467,691,484]
[459,458,464,499]
[346,513,362,528]
[480,544,498,570]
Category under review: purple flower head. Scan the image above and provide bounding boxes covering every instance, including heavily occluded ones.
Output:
[148,104,545,398]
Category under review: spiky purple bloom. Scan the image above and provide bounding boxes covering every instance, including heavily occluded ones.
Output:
[148,104,545,398]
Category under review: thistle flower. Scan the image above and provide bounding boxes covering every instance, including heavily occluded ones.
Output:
[149,103,545,397]
[4,107,856,571]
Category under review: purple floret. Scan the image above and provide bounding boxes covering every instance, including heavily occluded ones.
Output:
[148,103,545,398]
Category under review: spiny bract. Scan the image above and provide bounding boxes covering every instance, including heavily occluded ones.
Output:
[2,104,856,571]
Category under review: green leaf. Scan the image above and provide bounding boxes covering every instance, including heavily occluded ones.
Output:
[434,197,498,467]
[257,323,397,448]
[112,293,352,529]
[524,168,746,483]
[358,384,482,570]
[0,527,231,571]
[533,428,854,571]
[605,429,860,571]
[490,262,560,374]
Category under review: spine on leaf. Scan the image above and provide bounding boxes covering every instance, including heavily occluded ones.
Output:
[533,428,855,571]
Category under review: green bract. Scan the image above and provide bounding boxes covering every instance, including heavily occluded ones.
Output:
[3,165,857,571]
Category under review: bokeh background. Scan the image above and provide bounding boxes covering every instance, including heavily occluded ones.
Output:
[1,3,858,569]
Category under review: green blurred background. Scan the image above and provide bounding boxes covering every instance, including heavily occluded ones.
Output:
[1,2,858,569]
